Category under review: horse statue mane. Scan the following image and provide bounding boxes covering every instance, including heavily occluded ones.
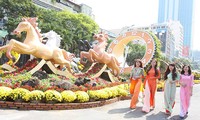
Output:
[22,17,43,42]
[42,30,61,48]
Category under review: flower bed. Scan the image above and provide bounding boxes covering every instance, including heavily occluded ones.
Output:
[0,84,130,110]
[0,83,129,103]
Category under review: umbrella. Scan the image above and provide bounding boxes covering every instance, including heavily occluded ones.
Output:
[0,30,8,38]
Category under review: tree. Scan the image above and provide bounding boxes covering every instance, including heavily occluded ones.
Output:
[0,0,99,55]
[126,43,146,66]
[0,0,39,41]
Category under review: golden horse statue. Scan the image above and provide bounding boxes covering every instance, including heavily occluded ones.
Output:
[80,32,120,76]
[0,17,73,72]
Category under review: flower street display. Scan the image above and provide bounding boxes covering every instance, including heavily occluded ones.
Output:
[9,88,30,101]
[0,58,38,77]
[0,50,20,66]
[28,90,45,102]
[0,86,13,100]
[75,91,89,103]
[0,84,129,103]
[61,90,77,103]
[44,90,62,103]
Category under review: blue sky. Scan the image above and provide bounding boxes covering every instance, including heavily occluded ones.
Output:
[77,0,200,51]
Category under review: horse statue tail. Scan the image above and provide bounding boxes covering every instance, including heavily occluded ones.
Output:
[42,30,61,48]
[22,17,43,42]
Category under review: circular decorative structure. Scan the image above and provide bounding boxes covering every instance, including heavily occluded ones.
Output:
[107,30,156,73]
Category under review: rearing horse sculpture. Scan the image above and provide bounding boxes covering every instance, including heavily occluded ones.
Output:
[80,32,120,76]
[0,17,73,73]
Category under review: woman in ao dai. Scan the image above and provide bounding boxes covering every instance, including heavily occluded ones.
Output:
[142,59,160,113]
[129,59,144,109]
[179,65,194,119]
[164,63,180,115]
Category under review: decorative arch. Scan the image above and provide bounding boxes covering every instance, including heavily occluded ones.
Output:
[107,30,156,73]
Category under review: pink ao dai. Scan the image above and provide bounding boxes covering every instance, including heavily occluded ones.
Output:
[179,74,194,117]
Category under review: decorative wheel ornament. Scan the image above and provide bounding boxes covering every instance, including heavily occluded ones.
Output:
[107,30,156,73]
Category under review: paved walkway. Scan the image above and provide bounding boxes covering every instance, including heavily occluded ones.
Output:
[0,84,200,120]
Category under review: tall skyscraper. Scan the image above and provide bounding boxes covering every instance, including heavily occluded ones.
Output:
[158,0,194,57]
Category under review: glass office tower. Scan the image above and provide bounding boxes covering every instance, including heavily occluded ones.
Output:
[158,0,194,57]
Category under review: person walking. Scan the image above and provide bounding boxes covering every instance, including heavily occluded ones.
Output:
[142,59,160,113]
[179,65,194,119]
[129,59,144,109]
[164,63,180,115]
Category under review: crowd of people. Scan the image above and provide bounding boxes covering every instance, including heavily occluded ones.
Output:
[129,59,194,119]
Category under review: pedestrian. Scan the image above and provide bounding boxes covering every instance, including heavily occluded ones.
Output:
[129,59,144,109]
[179,65,194,119]
[142,59,160,113]
[163,63,180,115]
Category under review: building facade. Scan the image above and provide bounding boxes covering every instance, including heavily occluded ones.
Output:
[33,0,94,18]
[117,21,183,61]
[158,0,194,57]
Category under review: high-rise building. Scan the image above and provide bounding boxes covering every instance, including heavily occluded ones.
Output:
[158,0,194,57]
[115,21,183,61]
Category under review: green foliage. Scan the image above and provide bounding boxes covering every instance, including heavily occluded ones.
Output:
[143,31,162,70]
[148,31,162,60]
[2,73,32,84]
[0,0,99,54]
[0,0,38,32]
[126,43,146,66]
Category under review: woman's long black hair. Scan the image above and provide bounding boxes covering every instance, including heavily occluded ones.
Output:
[164,63,177,80]
[181,65,192,75]
[146,59,159,77]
